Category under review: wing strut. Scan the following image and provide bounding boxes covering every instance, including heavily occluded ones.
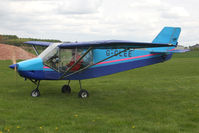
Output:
[32,45,39,55]
[60,48,129,79]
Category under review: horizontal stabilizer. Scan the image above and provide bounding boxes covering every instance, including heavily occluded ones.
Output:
[148,49,190,53]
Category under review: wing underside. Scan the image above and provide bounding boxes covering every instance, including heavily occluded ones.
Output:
[24,40,174,49]
[58,40,174,49]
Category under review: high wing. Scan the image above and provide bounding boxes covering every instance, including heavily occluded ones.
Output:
[24,41,53,47]
[24,41,58,55]
[59,40,174,49]
[24,40,174,49]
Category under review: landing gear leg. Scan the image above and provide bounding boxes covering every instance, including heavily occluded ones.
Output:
[31,80,40,97]
[78,80,89,98]
[61,80,71,93]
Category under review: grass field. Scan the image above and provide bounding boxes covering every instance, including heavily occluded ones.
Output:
[0,51,199,133]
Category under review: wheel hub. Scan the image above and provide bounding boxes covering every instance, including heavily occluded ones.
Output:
[81,92,87,98]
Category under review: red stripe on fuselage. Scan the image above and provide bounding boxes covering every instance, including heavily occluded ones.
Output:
[96,53,159,65]
[43,66,50,69]
[96,48,176,65]
[169,48,175,51]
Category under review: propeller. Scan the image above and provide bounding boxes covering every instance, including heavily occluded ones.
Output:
[11,49,19,89]
[12,52,17,71]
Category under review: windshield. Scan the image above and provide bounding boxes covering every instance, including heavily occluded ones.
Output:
[38,43,60,61]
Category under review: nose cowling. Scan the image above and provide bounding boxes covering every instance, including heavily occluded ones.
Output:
[17,58,43,71]
[9,58,44,79]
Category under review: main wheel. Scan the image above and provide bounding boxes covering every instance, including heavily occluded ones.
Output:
[61,85,71,93]
[31,89,40,97]
[78,89,89,98]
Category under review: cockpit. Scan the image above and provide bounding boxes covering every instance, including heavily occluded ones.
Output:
[38,43,93,72]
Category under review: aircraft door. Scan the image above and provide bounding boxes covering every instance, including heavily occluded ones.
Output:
[59,48,93,73]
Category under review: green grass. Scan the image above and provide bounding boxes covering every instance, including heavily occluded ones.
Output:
[0,52,199,133]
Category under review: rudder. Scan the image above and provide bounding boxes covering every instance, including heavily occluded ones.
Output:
[152,27,181,46]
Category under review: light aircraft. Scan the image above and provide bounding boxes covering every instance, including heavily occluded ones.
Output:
[9,27,189,98]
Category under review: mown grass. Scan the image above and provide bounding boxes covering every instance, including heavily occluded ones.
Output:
[0,51,199,133]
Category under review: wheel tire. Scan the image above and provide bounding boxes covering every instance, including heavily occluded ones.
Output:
[78,89,89,98]
[31,89,40,97]
[61,85,71,93]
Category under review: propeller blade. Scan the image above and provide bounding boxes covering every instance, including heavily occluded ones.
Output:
[12,50,17,71]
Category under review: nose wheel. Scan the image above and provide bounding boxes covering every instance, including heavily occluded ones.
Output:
[30,80,41,97]
[31,89,40,97]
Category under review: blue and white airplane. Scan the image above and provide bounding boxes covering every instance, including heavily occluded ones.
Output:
[9,27,188,98]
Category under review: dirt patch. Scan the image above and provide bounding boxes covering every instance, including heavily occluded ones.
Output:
[0,44,36,60]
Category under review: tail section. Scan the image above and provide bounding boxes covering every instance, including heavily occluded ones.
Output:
[152,27,181,46]
[149,27,189,54]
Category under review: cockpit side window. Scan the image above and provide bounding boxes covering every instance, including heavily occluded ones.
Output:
[59,49,73,72]
[40,45,93,72]
[59,48,93,72]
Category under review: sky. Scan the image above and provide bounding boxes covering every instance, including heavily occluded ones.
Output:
[0,0,198,46]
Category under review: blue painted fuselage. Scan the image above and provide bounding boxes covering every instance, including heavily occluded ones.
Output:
[17,47,173,80]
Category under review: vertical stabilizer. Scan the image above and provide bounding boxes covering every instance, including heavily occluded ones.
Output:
[152,27,181,46]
